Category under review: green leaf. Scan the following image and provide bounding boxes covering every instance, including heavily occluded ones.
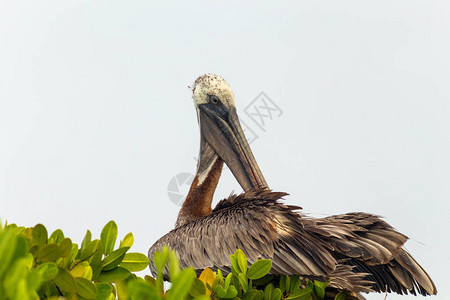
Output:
[168,249,180,280]
[238,272,249,292]
[191,296,210,300]
[80,240,103,265]
[290,275,301,292]
[11,235,27,262]
[217,268,224,281]
[12,279,28,300]
[225,285,238,298]
[29,244,39,257]
[70,260,93,279]
[224,272,233,289]
[235,249,248,275]
[154,247,169,294]
[97,267,131,283]
[285,275,291,292]
[38,244,61,262]
[53,267,76,293]
[231,275,241,295]
[262,284,272,300]
[145,275,157,286]
[313,284,325,299]
[242,289,261,300]
[65,243,79,268]
[0,229,17,277]
[120,252,149,272]
[230,253,240,274]
[102,246,129,271]
[286,287,312,300]
[116,279,129,299]
[91,261,103,281]
[49,229,65,244]
[334,291,348,300]
[22,227,33,240]
[27,270,43,291]
[189,278,206,297]
[36,262,59,281]
[100,221,118,256]
[23,252,34,268]
[95,282,113,300]
[153,246,169,273]
[214,285,227,298]
[247,259,272,280]
[128,280,161,300]
[59,238,72,258]
[81,230,92,251]
[252,274,273,286]
[32,224,48,248]
[271,288,282,300]
[313,280,328,299]
[280,275,287,293]
[167,268,196,300]
[76,277,97,299]
[3,257,29,298]
[120,232,134,248]
[313,280,329,290]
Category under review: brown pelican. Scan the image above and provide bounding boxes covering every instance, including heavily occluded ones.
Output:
[149,74,437,297]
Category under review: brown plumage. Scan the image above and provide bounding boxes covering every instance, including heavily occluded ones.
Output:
[148,74,436,298]
[149,190,436,297]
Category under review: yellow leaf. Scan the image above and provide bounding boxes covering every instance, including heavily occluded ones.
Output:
[199,268,215,296]
[70,261,93,280]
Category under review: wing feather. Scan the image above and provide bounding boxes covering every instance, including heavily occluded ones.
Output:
[306,212,436,295]
[149,190,436,296]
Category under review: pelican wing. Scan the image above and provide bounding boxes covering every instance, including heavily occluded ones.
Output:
[302,212,437,295]
[150,191,342,276]
[148,190,436,296]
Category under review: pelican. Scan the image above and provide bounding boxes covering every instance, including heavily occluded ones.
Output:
[149,74,436,297]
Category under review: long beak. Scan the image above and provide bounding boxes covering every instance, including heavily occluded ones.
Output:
[197,104,268,191]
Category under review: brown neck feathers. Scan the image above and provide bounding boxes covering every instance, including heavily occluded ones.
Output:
[175,157,223,227]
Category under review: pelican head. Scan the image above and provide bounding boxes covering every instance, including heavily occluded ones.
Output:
[193,74,235,108]
[192,73,267,191]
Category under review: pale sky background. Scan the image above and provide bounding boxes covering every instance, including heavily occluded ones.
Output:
[1,1,449,299]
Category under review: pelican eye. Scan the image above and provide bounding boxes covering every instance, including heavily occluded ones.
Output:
[208,95,220,105]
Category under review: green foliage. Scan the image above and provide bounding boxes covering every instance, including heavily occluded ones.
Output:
[0,222,340,300]
[124,248,337,300]
[0,221,148,299]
